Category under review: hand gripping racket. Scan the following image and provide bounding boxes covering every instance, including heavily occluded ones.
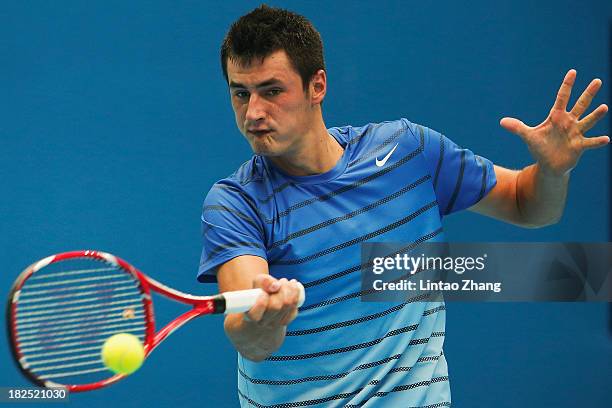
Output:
[6,250,305,392]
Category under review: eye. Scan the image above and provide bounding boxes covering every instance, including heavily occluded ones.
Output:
[233,91,249,100]
[265,88,282,97]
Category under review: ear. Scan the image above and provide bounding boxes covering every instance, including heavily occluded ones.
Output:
[309,69,327,105]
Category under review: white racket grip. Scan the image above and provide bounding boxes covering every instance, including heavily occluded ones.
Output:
[222,283,305,314]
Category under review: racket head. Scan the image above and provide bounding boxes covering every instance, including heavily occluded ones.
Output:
[6,251,155,392]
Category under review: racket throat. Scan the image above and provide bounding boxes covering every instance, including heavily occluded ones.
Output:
[208,295,226,314]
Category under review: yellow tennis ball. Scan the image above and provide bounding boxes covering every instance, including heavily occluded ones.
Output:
[101,333,145,375]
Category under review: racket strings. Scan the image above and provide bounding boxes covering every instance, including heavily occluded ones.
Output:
[18,282,140,305]
[16,303,145,324]
[20,273,137,289]
[40,367,111,380]
[13,258,148,385]
[27,266,119,280]
[24,344,116,360]
[18,321,147,344]
[17,312,145,338]
[28,351,103,366]
[17,297,143,318]
[19,326,147,350]
[18,291,141,312]
[21,279,140,297]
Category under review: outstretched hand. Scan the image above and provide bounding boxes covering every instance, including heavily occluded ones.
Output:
[500,69,609,177]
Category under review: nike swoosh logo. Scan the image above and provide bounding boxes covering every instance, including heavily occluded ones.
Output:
[375,143,399,167]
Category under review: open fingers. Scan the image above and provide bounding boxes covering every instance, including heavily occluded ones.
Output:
[500,117,530,139]
[581,135,610,151]
[570,78,602,118]
[579,104,608,132]
[552,69,576,111]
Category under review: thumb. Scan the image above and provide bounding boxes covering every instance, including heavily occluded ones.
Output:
[253,274,281,294]
[500,117,528,138]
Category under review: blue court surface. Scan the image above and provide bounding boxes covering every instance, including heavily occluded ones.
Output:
[1,1,610,407]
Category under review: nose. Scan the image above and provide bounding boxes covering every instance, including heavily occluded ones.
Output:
[245,93,266,123]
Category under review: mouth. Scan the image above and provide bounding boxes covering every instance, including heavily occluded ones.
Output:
[247,129,273,138]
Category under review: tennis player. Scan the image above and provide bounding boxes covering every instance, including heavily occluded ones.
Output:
[198,5,609,407]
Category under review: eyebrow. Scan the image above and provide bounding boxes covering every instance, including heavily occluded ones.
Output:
[229,78,284,89]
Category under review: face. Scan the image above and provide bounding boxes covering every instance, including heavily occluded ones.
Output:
[226,50,324,158]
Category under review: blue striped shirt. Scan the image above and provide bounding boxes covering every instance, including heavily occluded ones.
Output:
[199,118,496,407]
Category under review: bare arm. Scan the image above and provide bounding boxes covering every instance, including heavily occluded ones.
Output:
[470,164,568,228]
[217,255,301,362]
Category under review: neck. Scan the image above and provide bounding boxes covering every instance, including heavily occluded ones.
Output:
[268,120,344,177]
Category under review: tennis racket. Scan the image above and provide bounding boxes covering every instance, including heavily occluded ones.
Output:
[6,250,305,392]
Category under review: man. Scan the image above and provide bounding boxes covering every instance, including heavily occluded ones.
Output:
[198,5,608,407]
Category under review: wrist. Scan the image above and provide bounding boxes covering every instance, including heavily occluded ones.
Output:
[535,162,571,180]
[224,313,286,361]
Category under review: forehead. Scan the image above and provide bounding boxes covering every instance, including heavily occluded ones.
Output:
[226,50,300,87]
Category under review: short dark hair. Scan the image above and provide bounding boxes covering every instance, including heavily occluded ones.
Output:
[221,5,325,90]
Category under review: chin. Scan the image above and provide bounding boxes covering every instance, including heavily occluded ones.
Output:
[250,143,277,157]
[249,139,284,157]
[254,148,283,158]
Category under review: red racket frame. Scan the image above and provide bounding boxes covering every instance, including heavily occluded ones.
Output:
[7,250,220,392]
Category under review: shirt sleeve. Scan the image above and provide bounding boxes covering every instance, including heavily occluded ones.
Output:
[197,181,267,283]
[406,120,497,216]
